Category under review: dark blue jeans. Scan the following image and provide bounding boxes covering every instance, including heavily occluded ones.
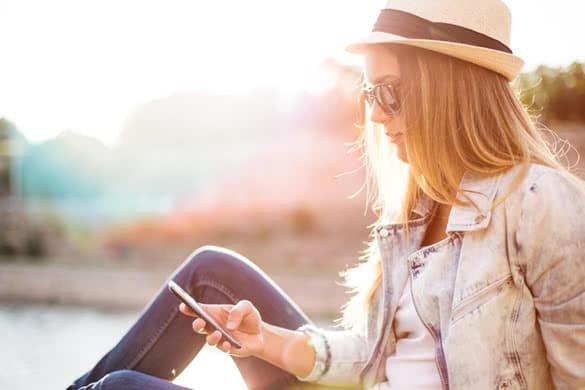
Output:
[67,246,317,390]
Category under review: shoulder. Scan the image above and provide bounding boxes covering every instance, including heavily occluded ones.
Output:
[500,164,585,248]
[501,163,585,213]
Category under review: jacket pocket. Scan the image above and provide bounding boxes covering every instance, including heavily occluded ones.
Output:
[451,274,513,324]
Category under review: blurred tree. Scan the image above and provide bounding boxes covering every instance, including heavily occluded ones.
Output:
[19,131,108,201]
[0,118,28,198]
[515,62,585,125]
[0,118,69,259]
[0,119,14,197]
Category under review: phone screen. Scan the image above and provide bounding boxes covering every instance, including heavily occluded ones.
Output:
[168,280,242,349]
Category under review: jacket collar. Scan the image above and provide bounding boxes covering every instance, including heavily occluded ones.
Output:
[411,191,434,218]
[447,170,502,232]
[411,170,503,232]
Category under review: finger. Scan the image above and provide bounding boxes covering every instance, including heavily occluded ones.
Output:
[218,340,231,354]
[179,303,198,317]
[227,300,253,330]
[192,318,207,334]
[206,330,223,346]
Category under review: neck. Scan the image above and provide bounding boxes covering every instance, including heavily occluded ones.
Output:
[433,203,452,221]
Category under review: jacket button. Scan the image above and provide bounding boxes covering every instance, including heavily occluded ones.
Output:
[379,228,389,238]
[474,213,486,224]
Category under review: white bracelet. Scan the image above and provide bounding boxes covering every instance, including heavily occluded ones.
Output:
[296,324,331,382]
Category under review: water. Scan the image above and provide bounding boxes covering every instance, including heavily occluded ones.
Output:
[0,303,247,389]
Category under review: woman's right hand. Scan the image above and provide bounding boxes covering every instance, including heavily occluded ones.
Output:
[179,299,265,358]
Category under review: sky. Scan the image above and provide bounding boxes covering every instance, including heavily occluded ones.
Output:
[0,0,583,146]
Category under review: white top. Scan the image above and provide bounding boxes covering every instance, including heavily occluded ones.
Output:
[383,277,442,389]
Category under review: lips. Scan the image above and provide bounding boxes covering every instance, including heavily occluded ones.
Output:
[385,132,403,143]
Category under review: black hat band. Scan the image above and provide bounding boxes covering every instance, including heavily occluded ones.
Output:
[372,9,513,54]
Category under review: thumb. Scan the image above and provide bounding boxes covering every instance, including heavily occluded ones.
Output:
[226,300,253,330]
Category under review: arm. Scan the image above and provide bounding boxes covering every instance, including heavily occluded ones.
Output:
[254,320,367,386]
[181,300,367,386]
[513,171,585,389]
[181,300,315,377]
[257,322,315,378]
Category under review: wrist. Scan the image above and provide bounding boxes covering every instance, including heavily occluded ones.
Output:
[253,322,317,378]
[250,321,269,357]
[282,331,315,378]
[295,325,331,382]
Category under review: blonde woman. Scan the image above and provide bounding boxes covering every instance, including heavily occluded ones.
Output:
[68,0,585,389]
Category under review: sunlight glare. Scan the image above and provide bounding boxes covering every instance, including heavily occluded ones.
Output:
[0,0,375,145]
[173,346,247,390]
[0,0,583,145]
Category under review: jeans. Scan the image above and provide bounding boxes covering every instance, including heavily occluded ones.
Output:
[67,245,319,390]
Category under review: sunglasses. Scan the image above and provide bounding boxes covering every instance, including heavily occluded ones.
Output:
[360,81,401,116]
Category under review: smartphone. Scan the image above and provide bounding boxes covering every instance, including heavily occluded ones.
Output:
[168,280,242,349]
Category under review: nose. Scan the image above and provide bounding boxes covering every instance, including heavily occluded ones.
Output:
[369,100,391,124]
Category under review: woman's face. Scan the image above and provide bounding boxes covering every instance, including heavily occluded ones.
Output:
[364,47,408,163]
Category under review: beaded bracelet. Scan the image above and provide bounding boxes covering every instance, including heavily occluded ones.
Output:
[296,324,331,382]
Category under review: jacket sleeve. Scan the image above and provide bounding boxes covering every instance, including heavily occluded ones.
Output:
[296,327,368,387]
[514,170,585,389]
[369,381,391,389]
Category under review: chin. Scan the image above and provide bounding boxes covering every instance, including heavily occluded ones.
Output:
[395,147,408,163]
[397,155,409,164]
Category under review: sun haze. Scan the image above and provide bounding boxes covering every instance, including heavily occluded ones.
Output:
[0,0,582,145]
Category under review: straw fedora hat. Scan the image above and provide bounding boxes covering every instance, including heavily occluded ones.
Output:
[346,0,524,81]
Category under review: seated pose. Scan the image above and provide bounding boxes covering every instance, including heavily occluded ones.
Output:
[68,0,585,389]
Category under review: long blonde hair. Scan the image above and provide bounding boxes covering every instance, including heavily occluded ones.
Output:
[338,44,572,331]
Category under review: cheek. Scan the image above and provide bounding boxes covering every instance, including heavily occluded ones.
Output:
[395,115,407,133]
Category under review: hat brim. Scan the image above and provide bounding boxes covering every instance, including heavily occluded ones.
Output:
[346,32,524,82]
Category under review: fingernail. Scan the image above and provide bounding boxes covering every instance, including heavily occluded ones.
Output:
[227,320,236,329]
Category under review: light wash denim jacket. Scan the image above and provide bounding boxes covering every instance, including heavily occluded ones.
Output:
[305,164,585,389]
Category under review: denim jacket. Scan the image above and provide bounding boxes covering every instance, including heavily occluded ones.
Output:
[310,164,585,389]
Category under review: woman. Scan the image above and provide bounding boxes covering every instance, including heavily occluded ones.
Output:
[68,0,585,389]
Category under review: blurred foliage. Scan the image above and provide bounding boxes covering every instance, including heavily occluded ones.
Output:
[0,119,71,260]
[0,208,64,260]
[515,62,585,124]
[19,131,108,201]
[2,59,584,266]
[289,205,316,235]
[0,118,28,196]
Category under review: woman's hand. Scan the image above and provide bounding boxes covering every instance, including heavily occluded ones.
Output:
[179,300,265,358]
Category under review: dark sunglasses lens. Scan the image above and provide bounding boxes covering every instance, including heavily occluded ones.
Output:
[375,85,400,113]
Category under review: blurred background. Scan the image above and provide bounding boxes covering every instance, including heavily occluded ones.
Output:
[0,0,584,389]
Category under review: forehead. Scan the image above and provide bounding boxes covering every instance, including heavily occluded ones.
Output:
[363,46,400,84]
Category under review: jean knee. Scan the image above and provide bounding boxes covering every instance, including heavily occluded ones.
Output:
[192,245,256,272]
[77,370,135,390]
[98,370,171,390]
[178,245,260,292]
